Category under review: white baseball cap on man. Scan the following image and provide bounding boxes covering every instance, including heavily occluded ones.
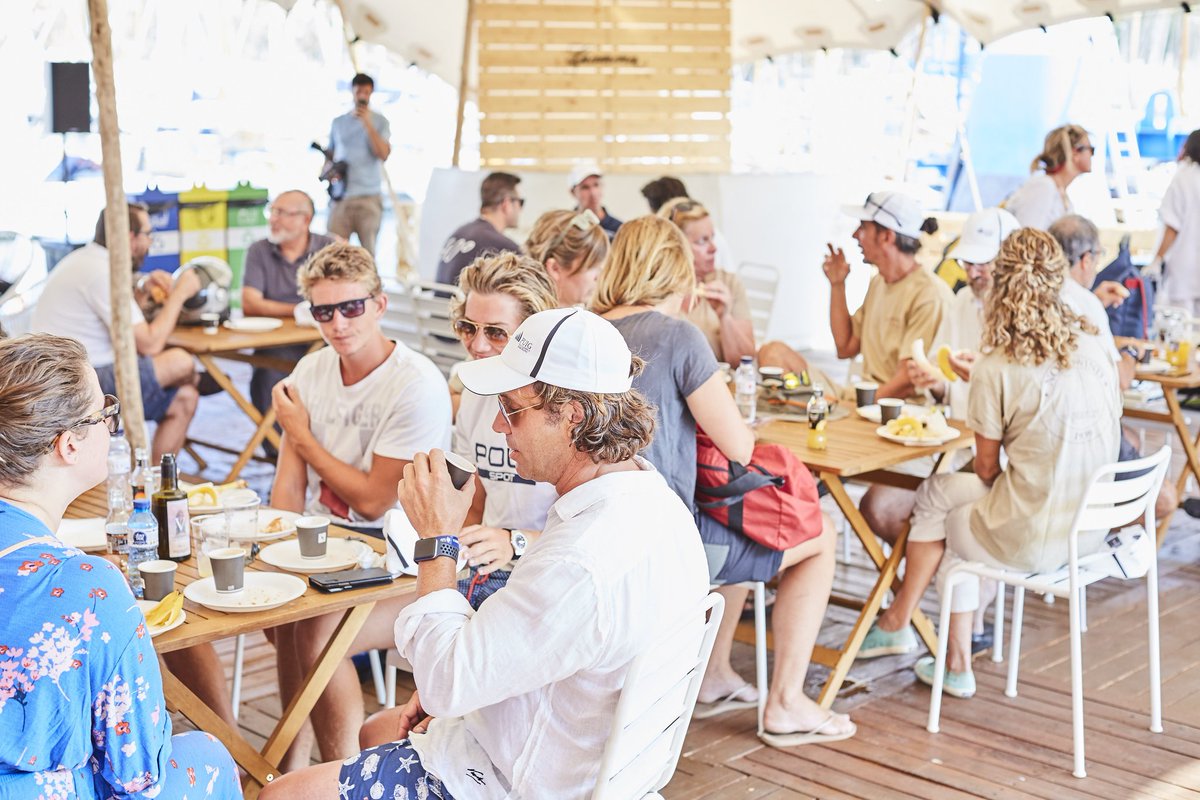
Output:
[954,208,1020,264]
[457,307,633,395]
[843,191,926,239]
[567,162,603,191]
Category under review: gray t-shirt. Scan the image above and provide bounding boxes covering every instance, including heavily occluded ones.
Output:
[611,311,719,510]
[242,233,335,305]
[330,110,390,198]
[435,218,521,287]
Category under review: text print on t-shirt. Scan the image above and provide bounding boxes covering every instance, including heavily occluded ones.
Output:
[474,442,536,485]
[440,236,477,263]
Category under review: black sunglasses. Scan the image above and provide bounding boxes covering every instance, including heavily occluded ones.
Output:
[310,295,376,323]
[454,318,510,344]
[46,394,121,452]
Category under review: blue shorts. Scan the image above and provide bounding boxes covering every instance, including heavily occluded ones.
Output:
[1117,435,1152,480]
[338,739,454,800]
[94,355,178,423]
[457,568,511,610]
[696,512,784,585]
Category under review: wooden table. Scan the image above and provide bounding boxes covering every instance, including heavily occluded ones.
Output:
[67,485,415,797]
[168,319,324,482]
[757,413,974,708]
[1123,362,1200,545]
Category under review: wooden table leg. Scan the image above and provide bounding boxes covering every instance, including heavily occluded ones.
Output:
[160,662,277,787]
[1159,390,1200,546]
[195,354,281,483]
[816,474,939,707]
[260,602,376,768]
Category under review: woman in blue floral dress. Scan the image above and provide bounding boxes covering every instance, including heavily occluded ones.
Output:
[0,333,241,799]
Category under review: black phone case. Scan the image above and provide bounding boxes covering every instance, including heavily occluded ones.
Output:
[309,567,394,593]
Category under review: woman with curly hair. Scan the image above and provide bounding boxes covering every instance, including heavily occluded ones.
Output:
[906,229,1120,698]
[1005,124,1094,230]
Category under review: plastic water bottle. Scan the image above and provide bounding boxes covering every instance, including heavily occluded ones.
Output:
[105,487,131,565]
[127,499,159,599]
[734,356,757,423]
[107,429,132,511]
[130,448,153,502]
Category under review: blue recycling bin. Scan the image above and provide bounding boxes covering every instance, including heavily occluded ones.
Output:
[134,186,180,274]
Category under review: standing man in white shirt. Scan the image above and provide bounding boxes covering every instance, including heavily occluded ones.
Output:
[31,202,201,461]
[328,73,390,256]
[268,242,451,770]
[261,308,710,800]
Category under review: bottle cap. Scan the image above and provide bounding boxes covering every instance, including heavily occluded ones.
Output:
[133,498,150,511]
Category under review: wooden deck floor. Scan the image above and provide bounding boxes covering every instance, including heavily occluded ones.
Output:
[177,360,1200,798]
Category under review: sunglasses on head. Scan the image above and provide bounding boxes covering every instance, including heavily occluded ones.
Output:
[1075,144,1095,155]
[454,318,510,344]
[310,295,376,323]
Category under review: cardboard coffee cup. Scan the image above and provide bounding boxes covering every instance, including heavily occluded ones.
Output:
[878,398,905,423]
[445,451,477,490]
[295,515,330,560]
[139,560,177,602]
[855,381,879,408]
[209,547,247,593]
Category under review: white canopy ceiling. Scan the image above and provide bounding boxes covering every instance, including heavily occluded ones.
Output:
[274,0,1190,88]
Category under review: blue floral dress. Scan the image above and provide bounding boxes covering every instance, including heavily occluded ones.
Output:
[0,500,241,799]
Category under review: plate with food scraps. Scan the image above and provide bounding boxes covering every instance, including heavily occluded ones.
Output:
[259,538,371,573]
[224,316,283,333]
[856,403,926,424]
[136,599,187,637]
[1134,358,1173,375]
[876,412,962,446]
[228,509,300,542]
[183,572,307,613]
[184,482,252,514]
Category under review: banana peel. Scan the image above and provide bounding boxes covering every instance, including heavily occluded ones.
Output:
[145,591,184,627]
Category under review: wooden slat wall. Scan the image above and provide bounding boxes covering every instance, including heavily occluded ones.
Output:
[476,0,731,174]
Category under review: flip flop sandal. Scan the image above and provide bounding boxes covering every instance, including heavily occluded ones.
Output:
[691,683,759,719]
[758,713,857,748]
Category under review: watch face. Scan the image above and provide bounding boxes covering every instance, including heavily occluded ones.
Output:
[511,530,528,555]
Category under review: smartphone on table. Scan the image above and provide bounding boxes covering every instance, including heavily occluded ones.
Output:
[310,567,394,593]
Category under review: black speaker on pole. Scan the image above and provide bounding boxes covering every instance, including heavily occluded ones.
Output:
[48,62,91,133]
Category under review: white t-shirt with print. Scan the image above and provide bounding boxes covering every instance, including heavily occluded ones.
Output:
[31,243,145,367]
[290,343,451,528]
[451,390,558,531]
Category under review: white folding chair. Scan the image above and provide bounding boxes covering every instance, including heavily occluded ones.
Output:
[591,592,725,800]
[411,279,466,378]
[736,262,780,345]
[927,446,1170,778]
[379,278,423,352]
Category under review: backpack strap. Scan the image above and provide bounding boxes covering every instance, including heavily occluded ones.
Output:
[0,536,60,560]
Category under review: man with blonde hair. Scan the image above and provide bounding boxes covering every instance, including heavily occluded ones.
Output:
[269,242,451,769]
[262,308,709,800]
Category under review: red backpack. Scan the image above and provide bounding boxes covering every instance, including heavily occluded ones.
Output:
[695,431,824,551]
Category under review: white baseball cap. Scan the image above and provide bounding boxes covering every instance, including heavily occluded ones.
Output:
[567,162,603,191]
[457,308,633,395]
[842,191,926,239]
[954,208,1020,264]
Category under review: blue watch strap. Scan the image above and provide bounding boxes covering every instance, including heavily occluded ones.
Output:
[413,535,460,563]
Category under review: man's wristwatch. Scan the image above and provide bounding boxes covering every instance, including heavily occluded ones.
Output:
[508,529,528,559]
[413,535,460,564]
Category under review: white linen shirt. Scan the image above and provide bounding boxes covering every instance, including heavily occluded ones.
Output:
[929,287,985,419]
[396,457,710,799]
[1006,172,1072,231]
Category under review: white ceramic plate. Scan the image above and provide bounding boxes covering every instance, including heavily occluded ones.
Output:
[856,404,925,424]
[876,425,963,447]
[136,599,187,637]
[183,572,307,613]
[224,317,283,333]
[1135,358,1172,375]
[259,538,370,574]
[229,509,300,542]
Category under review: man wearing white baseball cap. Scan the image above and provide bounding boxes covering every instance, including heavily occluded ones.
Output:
[263,307,710,800]
[857,207,1019,662]
[568,162,622,238]
[825,190,953,402]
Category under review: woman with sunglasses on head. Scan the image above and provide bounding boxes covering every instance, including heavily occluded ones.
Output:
[659,197,814,378]
[1005,124,1094,231]
[0,334,241,798]
[524,208,610,307]
[593,216,853,749]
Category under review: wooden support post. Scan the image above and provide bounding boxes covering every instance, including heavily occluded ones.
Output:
[452,0,476,168]
[87,0,147,455]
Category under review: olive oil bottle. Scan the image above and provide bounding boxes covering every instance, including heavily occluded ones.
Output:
[153,454,191,562]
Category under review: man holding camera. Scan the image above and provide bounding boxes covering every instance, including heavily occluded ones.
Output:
[328,73,391,256]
